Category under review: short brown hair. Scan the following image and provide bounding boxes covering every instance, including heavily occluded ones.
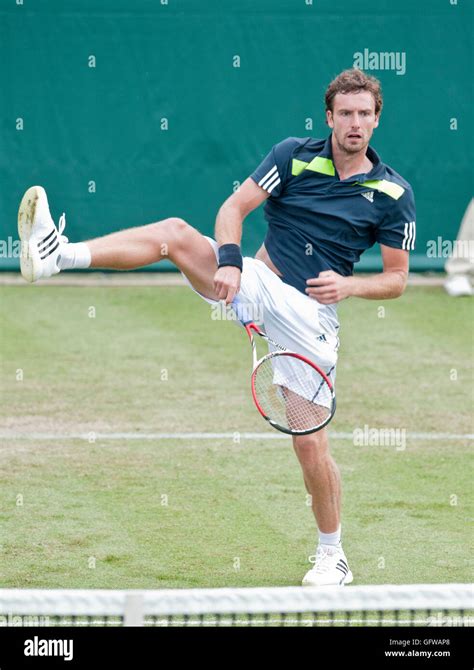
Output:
[325,69,383,116]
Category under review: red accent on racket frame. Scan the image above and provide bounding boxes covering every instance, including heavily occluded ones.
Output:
[250,350,335,435]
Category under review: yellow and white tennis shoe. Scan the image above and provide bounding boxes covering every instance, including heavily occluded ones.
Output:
[18,185,68,283]
[302,543,353,586]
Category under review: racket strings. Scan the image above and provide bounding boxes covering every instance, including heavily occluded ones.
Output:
[253,353,333,433]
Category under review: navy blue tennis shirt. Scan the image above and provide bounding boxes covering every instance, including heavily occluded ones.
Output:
[250,134,416,295]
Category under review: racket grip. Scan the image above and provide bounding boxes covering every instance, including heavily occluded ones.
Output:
[231,296,253,325]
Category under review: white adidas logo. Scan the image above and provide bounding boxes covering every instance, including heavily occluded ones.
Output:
[361,191,374,203]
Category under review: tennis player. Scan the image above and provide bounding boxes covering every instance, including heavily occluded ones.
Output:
[17,69,416,586]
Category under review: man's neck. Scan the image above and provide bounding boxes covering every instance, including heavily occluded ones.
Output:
[331,135,373,181]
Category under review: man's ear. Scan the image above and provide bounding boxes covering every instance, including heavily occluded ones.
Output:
[326,109,333,128]
[373,113,380,129]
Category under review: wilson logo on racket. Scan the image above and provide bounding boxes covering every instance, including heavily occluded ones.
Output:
[233,299,336,435]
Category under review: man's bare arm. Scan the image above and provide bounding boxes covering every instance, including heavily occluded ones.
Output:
[215,177,268,245]
[213,178,269,303]
[305,245,409,304]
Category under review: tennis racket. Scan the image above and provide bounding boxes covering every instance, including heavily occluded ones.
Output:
[233,300,336,435]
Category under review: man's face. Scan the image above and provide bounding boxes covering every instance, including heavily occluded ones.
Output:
[326,92,379,154]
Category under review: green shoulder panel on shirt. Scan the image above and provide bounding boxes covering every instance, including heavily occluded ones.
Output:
[291,157,336,176]
[358,179,405,200]
[291,159,309,176]
[291,159,405,200]
[304,156,336,176]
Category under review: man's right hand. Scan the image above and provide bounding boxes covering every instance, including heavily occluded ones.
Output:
[213,266,242,304]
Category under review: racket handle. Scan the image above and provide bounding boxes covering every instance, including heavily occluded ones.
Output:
[231,296,253,325]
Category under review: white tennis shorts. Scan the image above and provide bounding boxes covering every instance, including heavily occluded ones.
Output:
[182,237,340,378]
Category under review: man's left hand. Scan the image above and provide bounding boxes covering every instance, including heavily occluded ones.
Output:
[306,271,351,304]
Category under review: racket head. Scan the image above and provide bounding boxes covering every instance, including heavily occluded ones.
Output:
[251,350,336,435]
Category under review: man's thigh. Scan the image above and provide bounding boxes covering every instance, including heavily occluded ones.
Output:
[174,229,219,300]
[182,240,339,373]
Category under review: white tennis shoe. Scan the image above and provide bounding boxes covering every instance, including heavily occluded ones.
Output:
[18,185,68,283]
[444,275,472,297]
[302,543,353,586]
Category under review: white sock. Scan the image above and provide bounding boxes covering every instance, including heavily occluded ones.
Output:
[58,242,91,270]
[318,525,341,547]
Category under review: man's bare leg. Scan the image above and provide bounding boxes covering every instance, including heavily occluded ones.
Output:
[17,185,220,290]
[292,429,341,532]
[85,217,219,299]
[295,430,352,585]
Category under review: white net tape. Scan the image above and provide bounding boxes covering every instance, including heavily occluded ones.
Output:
[0,584,472,622]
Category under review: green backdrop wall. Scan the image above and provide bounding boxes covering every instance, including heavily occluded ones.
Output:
[0,0,472,271]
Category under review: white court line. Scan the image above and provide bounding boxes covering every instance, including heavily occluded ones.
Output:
[0,432,472,441]
[0,271,447,287]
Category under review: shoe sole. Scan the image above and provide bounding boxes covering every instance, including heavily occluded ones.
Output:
[18,185,44,283]
[302,569,354,587]
[343,570,353,585]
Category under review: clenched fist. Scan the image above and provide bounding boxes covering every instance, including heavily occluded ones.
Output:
[213,266,242,304]
[305,270,351,304]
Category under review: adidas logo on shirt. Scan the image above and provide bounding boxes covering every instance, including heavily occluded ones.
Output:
[361,191,374,203]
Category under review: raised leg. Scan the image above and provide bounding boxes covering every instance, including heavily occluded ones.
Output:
[86,217,219,300]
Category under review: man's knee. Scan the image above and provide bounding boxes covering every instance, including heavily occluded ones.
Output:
[150,217,194,253]
[293,431,330,465]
